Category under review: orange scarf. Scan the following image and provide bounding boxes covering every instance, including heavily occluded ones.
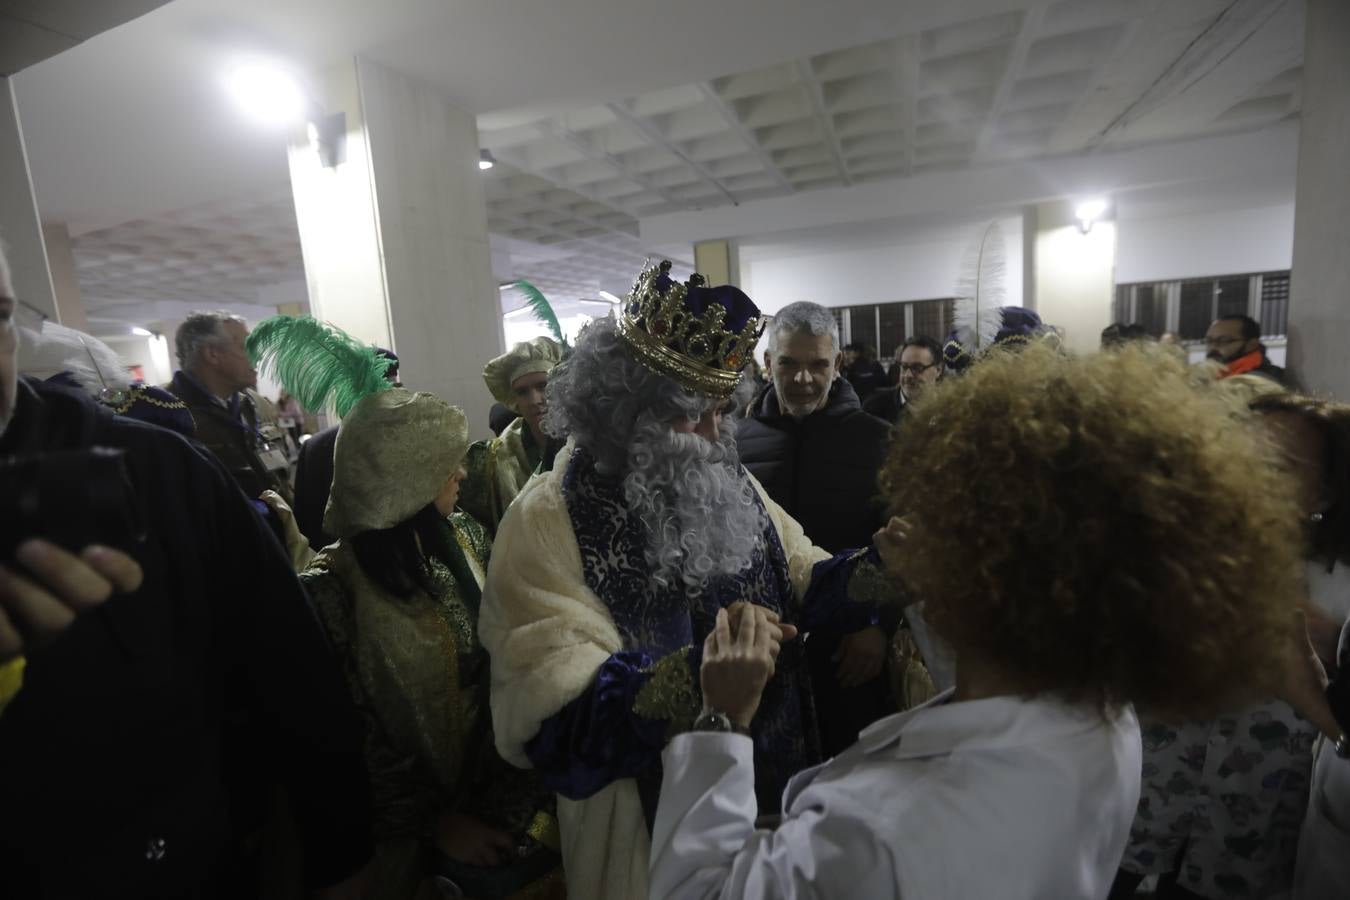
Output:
[1222,350,1263,379]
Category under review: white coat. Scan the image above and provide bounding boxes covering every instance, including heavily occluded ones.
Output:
[650,690,1141,900]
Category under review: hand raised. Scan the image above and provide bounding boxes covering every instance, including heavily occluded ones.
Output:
[702,605,784,730]
[0,539,143,663]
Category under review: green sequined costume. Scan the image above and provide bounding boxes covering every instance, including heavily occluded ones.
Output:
[460,418,545,534]
[303,512,563,900]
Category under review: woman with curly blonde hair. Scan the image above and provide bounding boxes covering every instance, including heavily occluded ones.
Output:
[648,344,1302,900]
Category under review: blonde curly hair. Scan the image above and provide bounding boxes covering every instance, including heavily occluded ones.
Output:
[881,343,1301,719]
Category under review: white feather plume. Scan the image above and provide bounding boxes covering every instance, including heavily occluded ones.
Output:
[18,321,132,395]
[953,221,1007,351]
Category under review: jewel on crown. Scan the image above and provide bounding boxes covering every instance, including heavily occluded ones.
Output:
[622,260,761,373]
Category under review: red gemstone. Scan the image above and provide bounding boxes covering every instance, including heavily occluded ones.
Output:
[653,322,668,336]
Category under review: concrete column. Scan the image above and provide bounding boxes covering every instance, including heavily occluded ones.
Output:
[693,239,741,287]
[40,223,90,331]
[0,77,56,321]
[1287,0,1350,398]
[1021,205,1038,312]
[1031,200,1116,356]
[287,57,501,435]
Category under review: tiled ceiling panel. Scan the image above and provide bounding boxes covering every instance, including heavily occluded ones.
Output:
[77,1,1301,325]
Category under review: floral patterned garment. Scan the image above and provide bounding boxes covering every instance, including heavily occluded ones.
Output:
[1120,700,1318,899]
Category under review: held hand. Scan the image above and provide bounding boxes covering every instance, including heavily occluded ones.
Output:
[701,606,779,730]
[874,515,913,580]
[0,539,144,663]
[725,601,799,644]
[434,811,516,868]
[833,625,888,689]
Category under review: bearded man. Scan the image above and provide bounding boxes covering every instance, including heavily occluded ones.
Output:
[479,261,900,899]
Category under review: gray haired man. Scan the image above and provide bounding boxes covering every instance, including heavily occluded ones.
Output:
[736,301,911,757]
[166,311,291,501]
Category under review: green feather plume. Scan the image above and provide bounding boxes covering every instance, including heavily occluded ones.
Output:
[246,316,393,418]
[510,280,566,346]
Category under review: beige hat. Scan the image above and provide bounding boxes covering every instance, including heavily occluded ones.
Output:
[483,337,564,409]
[324,388,469,537]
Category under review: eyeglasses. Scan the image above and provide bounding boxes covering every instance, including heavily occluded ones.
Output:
[1204,335,1245,349]
[897,361,938,375]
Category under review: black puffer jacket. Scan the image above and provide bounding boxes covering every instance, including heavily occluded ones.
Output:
[736,378,891,554]
[737,378,897,758]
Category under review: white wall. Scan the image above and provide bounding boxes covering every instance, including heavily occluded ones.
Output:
[101,333,173,385]
[741,216,1023,317]
[1116,203,1295,284]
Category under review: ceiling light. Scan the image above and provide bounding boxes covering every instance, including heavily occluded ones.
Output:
[479,149,496,171]
[224,62,306,126]
[130,326,152,337]
[598,290,622,304]
[1074,197,1109,234]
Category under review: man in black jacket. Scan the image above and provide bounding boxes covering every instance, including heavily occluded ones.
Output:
[737,301,896,756]
[167,311,292,502]
[863,335,945,424]
[0,251,372,897]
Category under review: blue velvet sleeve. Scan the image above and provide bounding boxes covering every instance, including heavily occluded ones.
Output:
[524,648,701,800]
[798,546,896,634]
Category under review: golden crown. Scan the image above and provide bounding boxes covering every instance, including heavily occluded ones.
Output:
[616,260,765,399]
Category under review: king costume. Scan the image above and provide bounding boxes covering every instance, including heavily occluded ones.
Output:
[478,262,897,900]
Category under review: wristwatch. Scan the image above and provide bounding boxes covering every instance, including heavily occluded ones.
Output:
[693,708,749,735]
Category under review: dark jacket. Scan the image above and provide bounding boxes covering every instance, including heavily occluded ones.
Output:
[862,386,906,424]
[293,424,339,551]
[736,379,896,757]
[842,360,888,404]
[737,379,891,553]
[1254,353,1287,385]
[166,371,290,502]
[0,378,372,897]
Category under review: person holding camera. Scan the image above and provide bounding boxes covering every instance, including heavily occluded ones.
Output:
[0,249,373,898]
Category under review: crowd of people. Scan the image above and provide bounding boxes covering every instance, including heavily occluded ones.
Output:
[0,238,1346,900]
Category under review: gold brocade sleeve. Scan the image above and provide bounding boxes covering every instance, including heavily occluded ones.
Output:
[847,555,901,607]
[632,647,702,739]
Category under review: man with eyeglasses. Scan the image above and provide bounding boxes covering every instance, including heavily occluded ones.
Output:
[1204,314,1286,384]
[864,336,945,424]
[167,311,293,502]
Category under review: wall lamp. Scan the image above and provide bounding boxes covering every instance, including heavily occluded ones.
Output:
[225,61,346,168]
[1074,197,1109,234]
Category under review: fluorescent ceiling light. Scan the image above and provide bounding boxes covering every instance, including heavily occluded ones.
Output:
[479,149,496,171]
[224,62,306,126]
[598,290,622,304]
[130,326,152,336]
[577,299,614,307]
[503,306,533,318]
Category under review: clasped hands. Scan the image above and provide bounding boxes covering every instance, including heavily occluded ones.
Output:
[700,603,798,731]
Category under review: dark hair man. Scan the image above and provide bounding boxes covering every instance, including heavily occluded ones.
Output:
[864,336,944,423]
[1205,314,1285,383]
